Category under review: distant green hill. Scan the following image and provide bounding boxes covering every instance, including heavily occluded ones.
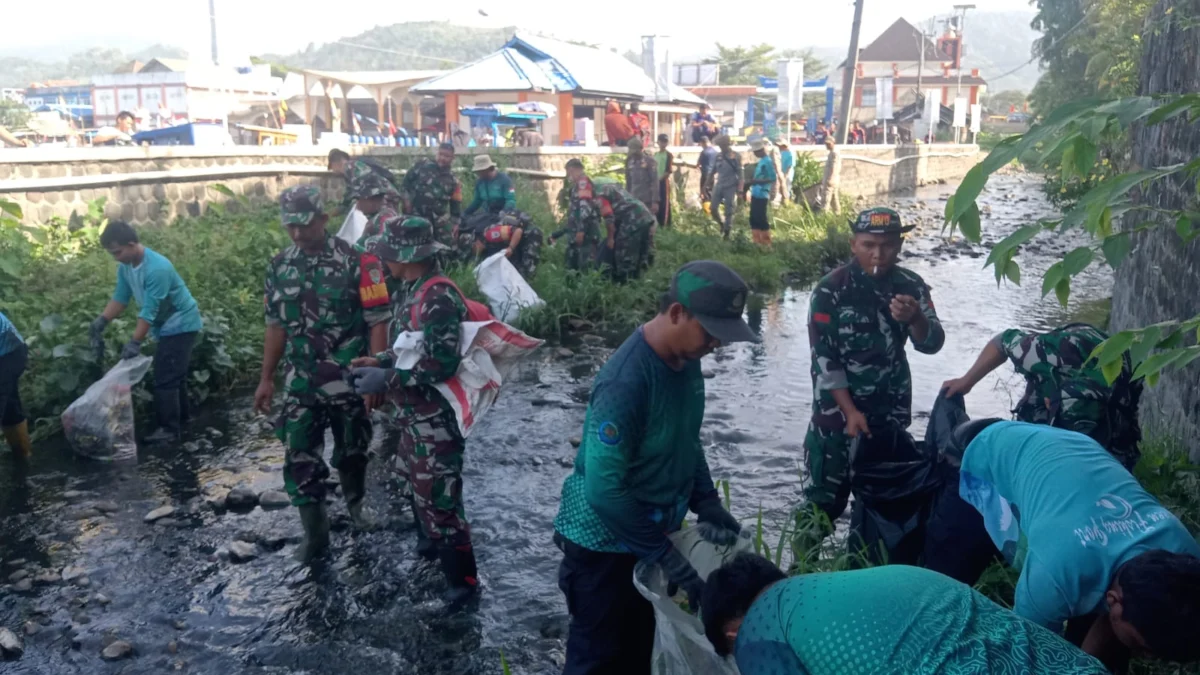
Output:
[0,45,188,88]
[261,21,515,72]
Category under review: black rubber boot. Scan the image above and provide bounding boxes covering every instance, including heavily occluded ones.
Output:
[411,495,437,561]
[437,543,479,607]
[146,390,182,443]
[338,463,373,531]
[294,502,331,563]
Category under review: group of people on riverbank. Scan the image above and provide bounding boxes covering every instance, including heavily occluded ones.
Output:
[553,205,1200,675]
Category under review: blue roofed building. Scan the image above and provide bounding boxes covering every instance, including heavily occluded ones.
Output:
[411,32,706,145]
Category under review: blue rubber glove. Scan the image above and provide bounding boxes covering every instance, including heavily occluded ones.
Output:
[659,545,705,612]
[120,339,142,360]
[349,367,389,395]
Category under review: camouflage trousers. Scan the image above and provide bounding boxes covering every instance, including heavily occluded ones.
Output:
[602,218,653,282]
[566,237,599,273]
[277,393,372,506]
[393,406,471,547]
[484,227,543,280]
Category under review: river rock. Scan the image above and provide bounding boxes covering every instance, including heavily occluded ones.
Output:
[94,593,111,605]
[94,501,120,513]
[101,640,133,661]
[62,490,89,501]
[228,541,258,563]
[207,428,223,439]
[144,505,176,523]
[531,457,544,467]
[225,487,259,510]
[60,566,87,583]
[13,578,32,593]
[22,622,38,637]
[257,491,290,510]
[701,369,716,379]
[182,441,200,453]
[556,348,574,359]
[72,508,101,521]
[4,558,26,568]
[167,640,178,654]
[568,436,581,448]
[580,334,604,345]
[0,627,22,658]
[33,571,59,585]
[566,318,592,331]
[8,569,28,583]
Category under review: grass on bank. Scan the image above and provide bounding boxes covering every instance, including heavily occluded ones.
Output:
[0,176,851,437]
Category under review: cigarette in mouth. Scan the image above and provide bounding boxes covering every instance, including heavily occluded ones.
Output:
[873,265,878,275]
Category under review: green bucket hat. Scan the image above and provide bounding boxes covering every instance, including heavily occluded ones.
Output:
[279,185,324,227]
[851,207,914,235]
[364,215,448,263]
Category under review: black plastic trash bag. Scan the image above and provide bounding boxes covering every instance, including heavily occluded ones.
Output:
[926,392,970,460]
[848,422,943,567]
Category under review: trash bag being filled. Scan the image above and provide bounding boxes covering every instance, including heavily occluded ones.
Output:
[633,527,753,675]
[61,356,152,461]
[848,422,943,566]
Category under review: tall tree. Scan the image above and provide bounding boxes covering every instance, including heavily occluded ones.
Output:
[705,43,776,85]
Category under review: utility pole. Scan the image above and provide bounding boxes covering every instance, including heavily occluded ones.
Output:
[836,0,865,146]
[952,4,975,143]
[209,0,219,66]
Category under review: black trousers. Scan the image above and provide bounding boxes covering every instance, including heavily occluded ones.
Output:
[749,196,770,231]
[556,533,655,675]
[0,343,27,427]
[153,332,197,431]
[923,464,1000,584]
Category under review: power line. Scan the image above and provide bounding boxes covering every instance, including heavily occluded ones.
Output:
[985,2,1101,83]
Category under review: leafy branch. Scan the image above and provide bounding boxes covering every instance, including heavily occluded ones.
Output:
[945,93,1200,385]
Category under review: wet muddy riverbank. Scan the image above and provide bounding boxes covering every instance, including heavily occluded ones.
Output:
[0,172,1110,674]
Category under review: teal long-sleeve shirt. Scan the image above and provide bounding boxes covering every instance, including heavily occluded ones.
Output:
[464,171,516,215]
[553,327,718,561]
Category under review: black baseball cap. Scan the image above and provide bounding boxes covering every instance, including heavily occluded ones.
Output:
[669,261,757,343]
[851,207,914,235]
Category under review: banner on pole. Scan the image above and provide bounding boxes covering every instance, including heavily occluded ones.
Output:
[953,97,968,128]
[775,60,804,112]
[969,103,982,133]
[874,77,894,120]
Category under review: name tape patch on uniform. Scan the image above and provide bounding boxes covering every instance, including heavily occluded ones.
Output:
[813,312,831,324]
[597,421,621,446]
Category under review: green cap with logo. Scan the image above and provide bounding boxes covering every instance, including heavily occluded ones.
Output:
[363,215,448,263]
[279,185,324,227]
[851,207,914,235]
[669,260,757,343]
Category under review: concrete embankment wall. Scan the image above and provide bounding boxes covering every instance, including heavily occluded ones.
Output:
[1110,0,1200,457]
[0,144,980,226]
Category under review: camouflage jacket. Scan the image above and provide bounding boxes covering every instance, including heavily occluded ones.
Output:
[375,268,467,416]
[996,323,1142,463]
[567,176,603,240]
[596,183,656,228]
[401,158,462,245]
[355,204,402,249]
[624,154,659,207]
[265,234,389,399]
[807,261,944,428]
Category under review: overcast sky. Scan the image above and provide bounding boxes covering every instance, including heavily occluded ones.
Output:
[4,0,1036,63]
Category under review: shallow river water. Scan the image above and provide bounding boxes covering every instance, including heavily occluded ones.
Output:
[0,173,1112,674]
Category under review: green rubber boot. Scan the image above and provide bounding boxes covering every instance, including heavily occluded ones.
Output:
[294,502,331,563]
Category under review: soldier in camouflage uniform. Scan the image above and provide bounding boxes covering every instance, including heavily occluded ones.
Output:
[349,216,479,604]
[942,323,1143,469]
[349,170,402,247]
[401,142,463,253]
[473,209,544,280]
[562,159,603,272]
[594,182,654,282]
[623,136,660,215]
[793,207,945,557]
[329,151,401,217]
[254,186,391,563]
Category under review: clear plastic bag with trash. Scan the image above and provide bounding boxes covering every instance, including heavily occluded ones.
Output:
[634,526,753,675]
[60,356,152,461]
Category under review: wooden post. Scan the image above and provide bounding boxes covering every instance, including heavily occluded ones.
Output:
[557,92,574,144]
[444,93,459,136]
[377,87,385,134]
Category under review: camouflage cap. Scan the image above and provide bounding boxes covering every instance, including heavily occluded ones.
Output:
[350,170,399,200]
[364,215,449,263]
[851,207,914,235]
[279,185,324,226]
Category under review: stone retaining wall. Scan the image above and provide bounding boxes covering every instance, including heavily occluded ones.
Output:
[0,144,980,227]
